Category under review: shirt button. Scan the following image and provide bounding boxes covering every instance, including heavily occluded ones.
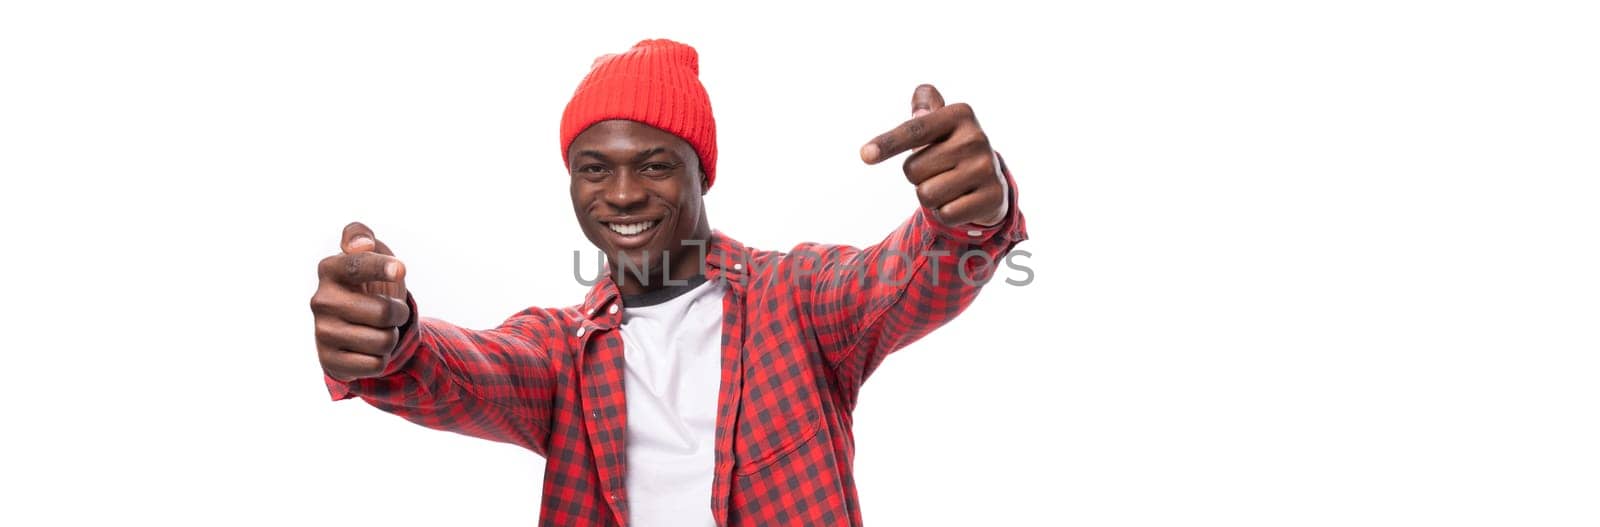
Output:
[732,263,743,271]
[575,326,586,337]
[608,304,619,314]
[967,229,984,237]
[592,411,599,418]
[610,493,619,501]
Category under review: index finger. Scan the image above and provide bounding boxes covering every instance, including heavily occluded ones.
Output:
[860,109,959,165]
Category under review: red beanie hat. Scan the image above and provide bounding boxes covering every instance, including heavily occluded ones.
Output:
[560,39,719,189]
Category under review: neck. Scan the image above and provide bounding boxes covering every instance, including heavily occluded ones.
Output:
[610,225,712,296]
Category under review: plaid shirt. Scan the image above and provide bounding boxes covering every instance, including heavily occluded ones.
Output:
[325,170,1027,526]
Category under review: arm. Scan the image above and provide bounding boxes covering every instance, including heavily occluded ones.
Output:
[801,85,1029,395]
[324,294,559,456]
[311,222,557,456]
[804,162,1027,392]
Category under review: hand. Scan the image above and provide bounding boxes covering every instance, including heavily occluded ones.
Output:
[860,84,1008,227]
[310,222,411,381]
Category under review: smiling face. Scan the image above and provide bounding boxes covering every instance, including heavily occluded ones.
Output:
[568,119,711,295]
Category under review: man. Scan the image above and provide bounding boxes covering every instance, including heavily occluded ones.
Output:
[311,39,1027,526]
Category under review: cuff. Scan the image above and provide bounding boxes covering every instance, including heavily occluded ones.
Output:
[924,152,1028,246]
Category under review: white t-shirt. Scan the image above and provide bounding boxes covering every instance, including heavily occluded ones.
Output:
[618,275,725,527]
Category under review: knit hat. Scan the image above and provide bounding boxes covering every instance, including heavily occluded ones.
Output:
[560,39,719,189]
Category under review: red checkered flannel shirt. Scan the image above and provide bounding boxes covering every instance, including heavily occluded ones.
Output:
[326,169,1027,526]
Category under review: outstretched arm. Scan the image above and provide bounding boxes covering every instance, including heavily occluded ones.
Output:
[802,85,1029,398]
[312,222,559,455]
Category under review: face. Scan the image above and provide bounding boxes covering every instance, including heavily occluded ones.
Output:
[568,120,710,293]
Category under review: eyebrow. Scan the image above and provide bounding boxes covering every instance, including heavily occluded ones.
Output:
[572,147,674,163]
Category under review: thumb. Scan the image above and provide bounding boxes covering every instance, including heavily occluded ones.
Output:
[911,83,945,118]
[341,221,407,297]
[342,221,379,254]
[341,221,399,258]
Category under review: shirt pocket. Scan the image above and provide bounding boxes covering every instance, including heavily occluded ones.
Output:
[727,424,851,526]
[735,419,822,476]
[733,340,827,475]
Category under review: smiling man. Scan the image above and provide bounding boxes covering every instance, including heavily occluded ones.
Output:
[310,39,1027,526]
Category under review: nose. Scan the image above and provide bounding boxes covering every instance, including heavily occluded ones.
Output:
[602,171,648,211]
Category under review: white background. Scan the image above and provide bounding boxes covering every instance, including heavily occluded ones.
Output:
[2,1,1597,525]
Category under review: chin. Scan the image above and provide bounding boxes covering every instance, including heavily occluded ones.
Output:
[608,247,667,283]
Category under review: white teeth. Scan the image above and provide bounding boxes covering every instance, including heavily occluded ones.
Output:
[606,221,656,236]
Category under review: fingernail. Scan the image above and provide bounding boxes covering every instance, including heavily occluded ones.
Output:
[384,261,401,281]
[350,236,373,250]
[860,144,879,163]
[913,108,931,118]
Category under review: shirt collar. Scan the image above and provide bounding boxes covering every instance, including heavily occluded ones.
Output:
[578,229,748,319]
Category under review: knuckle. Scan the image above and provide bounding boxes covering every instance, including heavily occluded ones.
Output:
[957,130,988,151]
[877,133,898,154]
[902,162,922,184]
[904,119,928,141]
[343,253,364,277]
[313,319,339,343]
[976,152,996,174]
[317,255,338,278]
[308,291,334,313]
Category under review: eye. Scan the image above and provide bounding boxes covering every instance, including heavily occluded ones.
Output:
[640,162,678,177]
[575,164,608,180]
